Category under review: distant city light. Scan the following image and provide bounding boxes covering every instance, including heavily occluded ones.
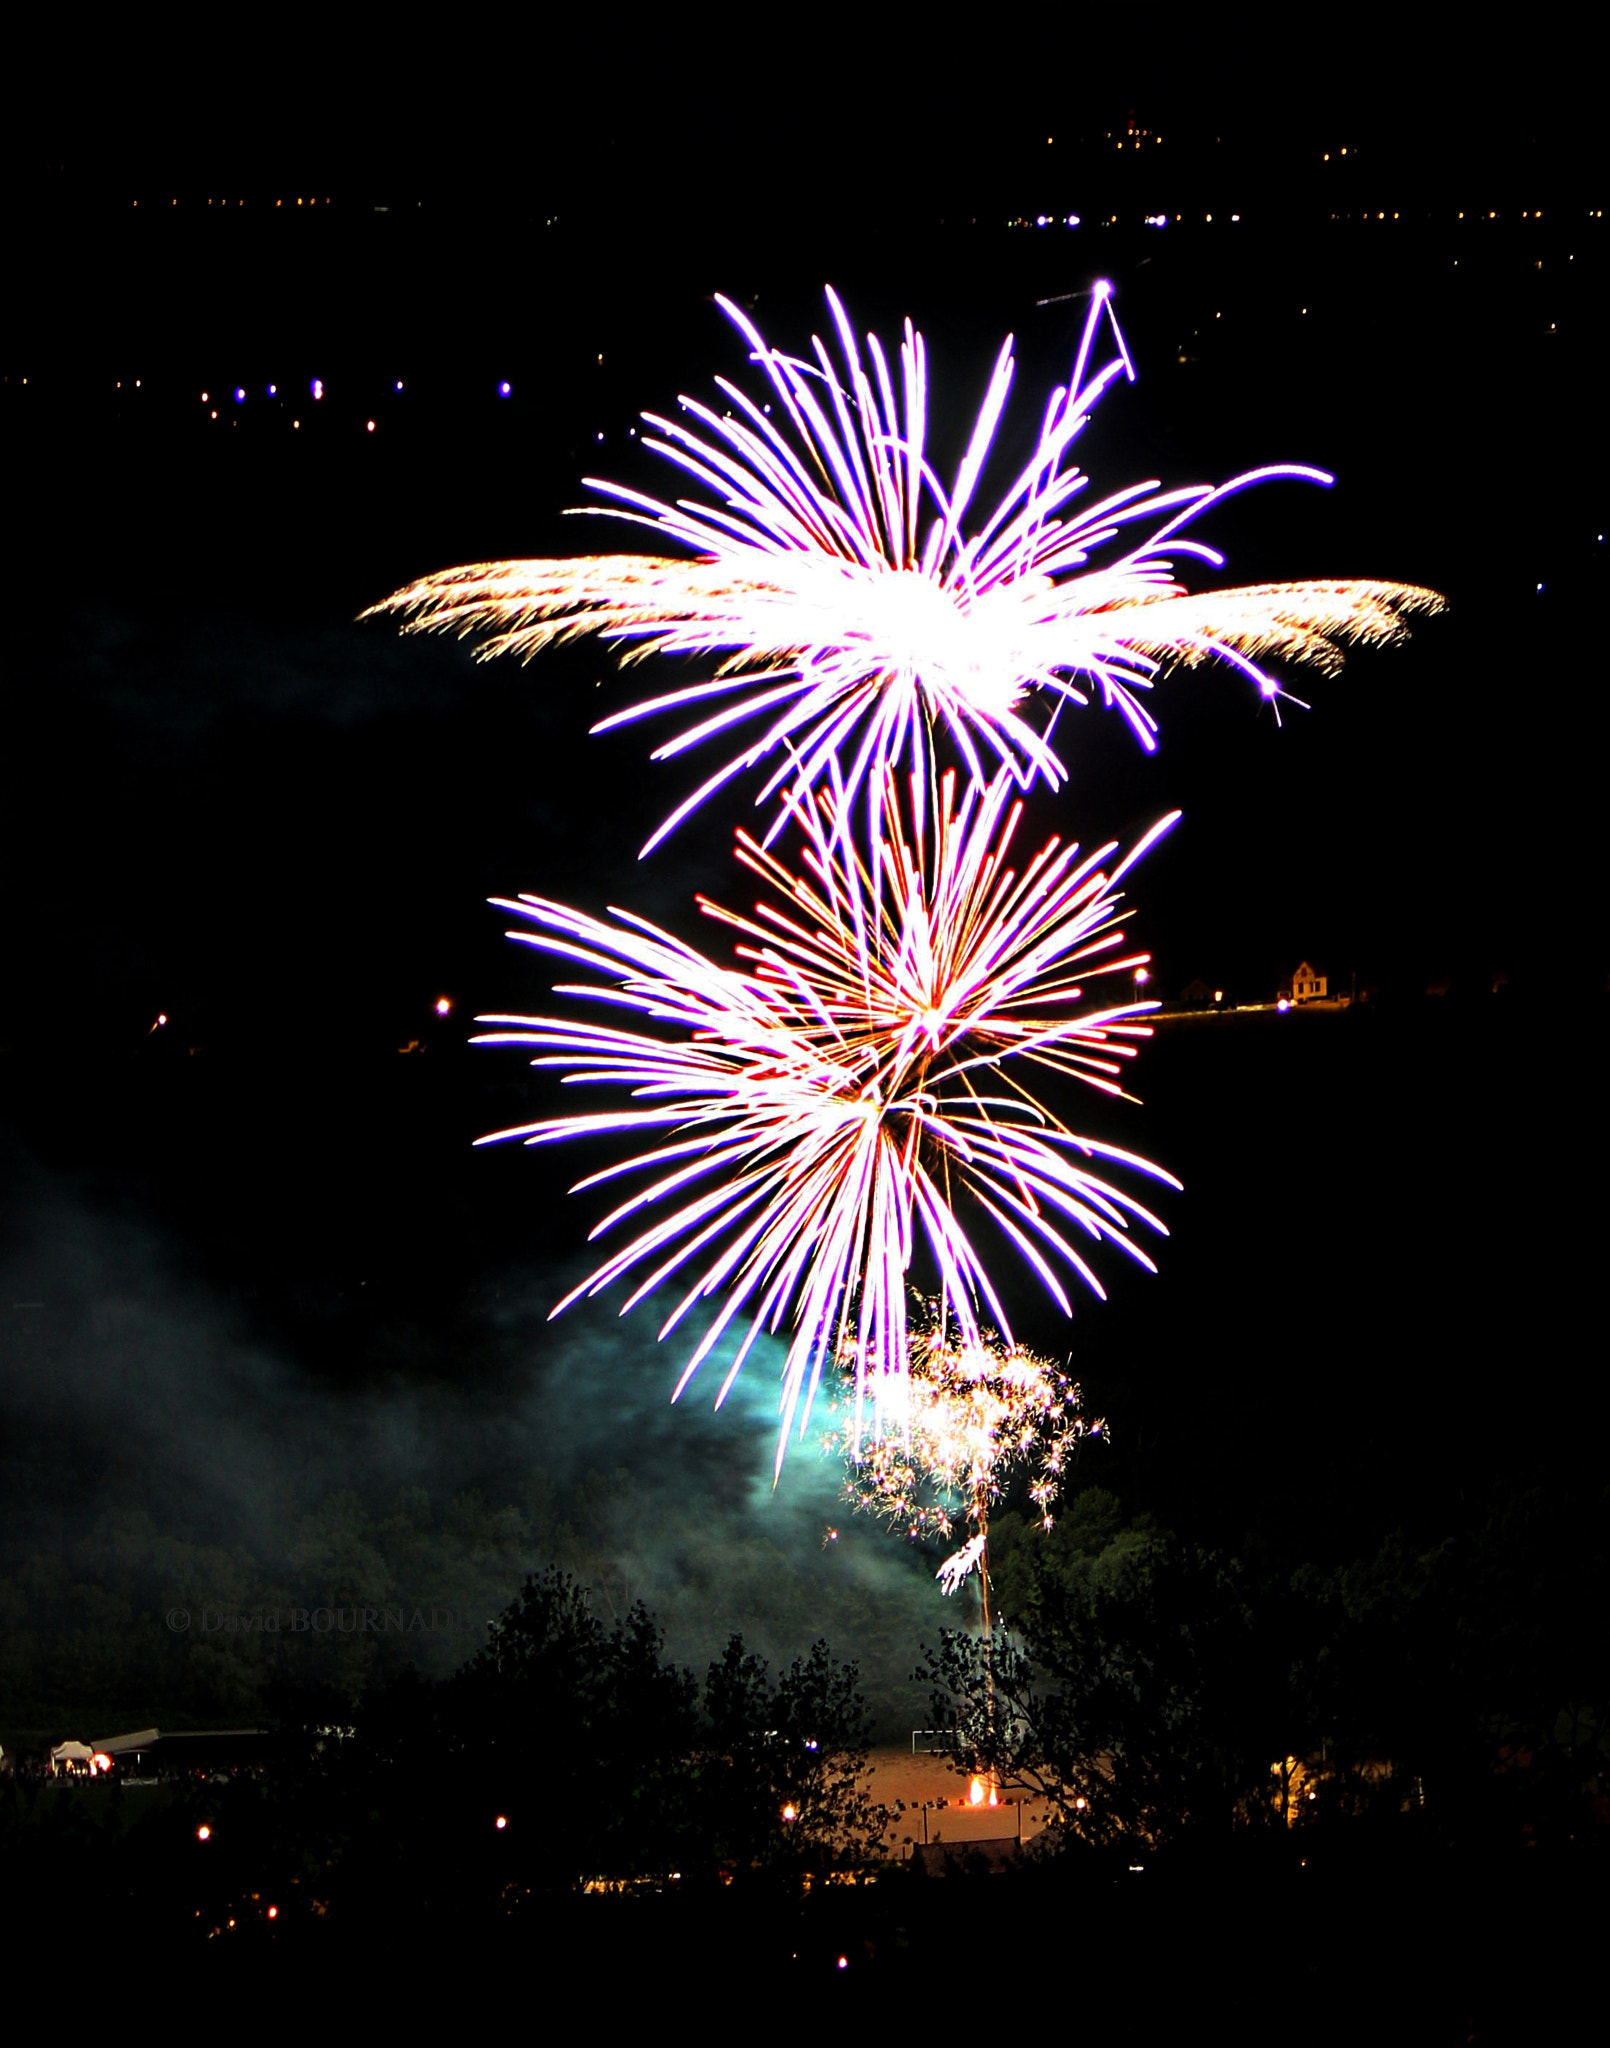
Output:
[196,1825,210,1841]
[435,997,452,1016]
[498,381,512,397]
[234,388,245,403]
[395,380,404,392]
[267,384,277,396]
[366,420,376,433]
[1066,215,1080,227]
[494,1814,508,1830]
[311,378,324,400]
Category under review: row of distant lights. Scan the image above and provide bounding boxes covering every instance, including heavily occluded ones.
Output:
[1336,209,1603,221]
[1026,213,1240,228]
[1026,208,1601,230]
[197,377,518,429]
[133,198,332,207]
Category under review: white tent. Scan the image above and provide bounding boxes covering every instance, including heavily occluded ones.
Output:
[48,1740,96,1774]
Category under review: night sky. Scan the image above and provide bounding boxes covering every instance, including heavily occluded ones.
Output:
[2,24,1604,1729]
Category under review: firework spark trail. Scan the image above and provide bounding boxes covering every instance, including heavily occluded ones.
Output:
[828,1326,1102,1590]
[475,768,1178,1468]
[369,286,1442,850]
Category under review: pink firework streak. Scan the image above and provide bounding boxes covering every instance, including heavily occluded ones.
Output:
[475,768,1180,1468]
[370,286,1441,851]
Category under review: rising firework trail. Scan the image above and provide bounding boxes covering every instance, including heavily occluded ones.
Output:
[475,767,1178,1467]
[370,286,1442,851]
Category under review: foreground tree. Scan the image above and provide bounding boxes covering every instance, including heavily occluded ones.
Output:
[921,1526,1317,1850]
[699,1637,882,1874]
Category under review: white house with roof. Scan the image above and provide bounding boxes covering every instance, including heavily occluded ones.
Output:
[1280,961,1328,1003]
[1293,961,1327,1001]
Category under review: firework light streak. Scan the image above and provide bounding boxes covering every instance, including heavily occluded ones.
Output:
[828,1325,1101,1592]
[937,1535,988,1597]
[371,286,1442,851]
[474,768,1178,1467]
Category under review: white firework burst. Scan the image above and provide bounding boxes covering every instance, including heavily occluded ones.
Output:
[370,285,1442,849]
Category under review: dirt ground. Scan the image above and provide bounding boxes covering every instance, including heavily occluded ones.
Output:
[861,1744,1057,1855]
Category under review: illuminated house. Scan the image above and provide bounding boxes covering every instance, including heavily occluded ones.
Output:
[1280,961,1328,1003]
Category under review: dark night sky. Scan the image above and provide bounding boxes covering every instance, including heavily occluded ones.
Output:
[1,29,1605,1719]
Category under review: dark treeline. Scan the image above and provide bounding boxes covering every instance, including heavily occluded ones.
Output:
[1,1569,879,1943]
[934,1479,1609,1859]
[2,1505,1602,2027]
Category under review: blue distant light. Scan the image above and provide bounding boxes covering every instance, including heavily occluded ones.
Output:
[394,380,403,392]
[267,384,277,397]
[234,387,246,403]
[498,380,511,397]
[311,377,325,400]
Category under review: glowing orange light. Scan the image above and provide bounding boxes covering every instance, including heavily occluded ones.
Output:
[495,1814,508,1830]
[435,996,452,1016]
[267,1905,278,1919]
[1074,1797,1088,1811]
[781,1803,798,1823]
[196,1825,211,1841]
[969,1776,986,1806]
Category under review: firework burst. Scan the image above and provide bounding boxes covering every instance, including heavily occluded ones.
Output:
[476,767,1178,1466]
[828,1324,1100,1593]
[370,286,1442,850]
